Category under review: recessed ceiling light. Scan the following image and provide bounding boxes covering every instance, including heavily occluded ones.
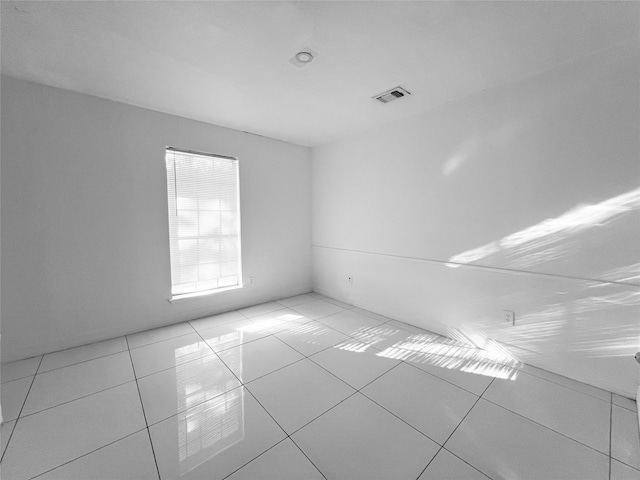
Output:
[289,48,318,68]
[295,51,313,63]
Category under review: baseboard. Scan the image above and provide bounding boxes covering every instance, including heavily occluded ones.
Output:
[1,285,314,363]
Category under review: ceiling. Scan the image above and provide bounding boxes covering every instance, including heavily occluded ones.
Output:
[1,1,638,147]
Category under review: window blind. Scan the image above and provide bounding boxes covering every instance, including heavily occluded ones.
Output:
[165,148,241,297]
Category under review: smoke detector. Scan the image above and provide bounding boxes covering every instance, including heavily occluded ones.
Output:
[373,86,411,103]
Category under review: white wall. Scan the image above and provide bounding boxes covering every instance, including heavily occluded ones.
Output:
[312,45,640,397]
[1,76,312,362]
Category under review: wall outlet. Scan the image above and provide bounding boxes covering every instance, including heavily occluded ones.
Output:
[504,310,515,325]
[248,276,254,285]
[348,276,353,285]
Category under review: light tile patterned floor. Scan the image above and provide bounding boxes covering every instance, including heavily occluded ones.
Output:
[1,293,639,480]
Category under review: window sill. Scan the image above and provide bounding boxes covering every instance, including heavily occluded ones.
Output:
[169,285,243,303]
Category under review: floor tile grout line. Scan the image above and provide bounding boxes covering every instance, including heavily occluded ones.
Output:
[245,382,348,480]
[276,297,327,309]
[27,427,149,479]
[201,333,275,357]
[292,322,470,400]
[354,361,404,393]
[273,329,354,360]
[33,336,128,368]
[287,390,361,438]
[479,394,611,459]
[137,321,247,427]
[144,384,245,429]
[404,352,608,407]
[15,378,138,421]
[1,373,39,386]
[237,306,290,320]
[513,368,611,406]
[188,316,244,332]
[0,420,16,461]
[314,318,391,347]
[480,376,497,397]
[358,387,443,447]
[134,313,344,387]
[417,378,496,480]
[241,329,360,393]
[322,299,355,310]
[608,451,640,473]
[611,401,637,414]
[439,446,494,480]
[1,355,43,383]
[445,378,494,448]
[609,392,613,480]
[127,330,198,352]
[209,330,309,386]
[303,350,371,393]
[33,348,131,377]
[278,360,408,440]
[144,428,162,480]
[125,336,161,480]
[172,326,311,466]
[242,356,309,387]
[414,446,444,477]
[432,384,497,480]
[224,329,381,440]
[243,385,290,439]
[612,459,640,474]
[399,358,487,397]
[189,323,306,439]
[191,327,245,385]
[615,460,640,474]
[478,376,614,458]
[354,361,478,450]
[0,355,44,465]
[1,374,40,388]
[516,367,612,404]
[220,437,290,480]
[137,327,238,425]
[289,435,329,480]
[609,398,638,475]
[133,350,220,381]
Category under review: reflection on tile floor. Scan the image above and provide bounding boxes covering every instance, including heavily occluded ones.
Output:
[1,293,638,479]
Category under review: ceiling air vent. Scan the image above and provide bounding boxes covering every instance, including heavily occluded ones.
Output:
[373,86,411,104]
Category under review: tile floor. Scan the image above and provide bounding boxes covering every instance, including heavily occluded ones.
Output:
[1,293,639,480]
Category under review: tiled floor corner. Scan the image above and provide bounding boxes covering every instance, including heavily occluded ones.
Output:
[1,292,638,479]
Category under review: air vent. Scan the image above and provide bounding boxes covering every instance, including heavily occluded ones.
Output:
[373,86,411,104]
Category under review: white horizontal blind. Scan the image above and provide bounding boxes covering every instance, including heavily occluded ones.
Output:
[165,148,241,296]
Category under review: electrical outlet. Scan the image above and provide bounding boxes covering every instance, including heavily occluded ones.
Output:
[348,276,353,285]
[247,276,254,286]
[504,310,515,325]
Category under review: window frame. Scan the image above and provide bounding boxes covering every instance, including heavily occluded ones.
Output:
[164,146,243,301]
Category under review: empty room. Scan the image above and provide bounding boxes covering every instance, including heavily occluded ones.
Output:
[1,1,639,479]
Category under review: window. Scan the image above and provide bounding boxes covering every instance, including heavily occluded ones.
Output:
[165,147,242,298]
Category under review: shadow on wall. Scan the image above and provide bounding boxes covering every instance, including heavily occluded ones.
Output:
[447,187,640,285]
[442,188,640,382]
[495,284,639,362]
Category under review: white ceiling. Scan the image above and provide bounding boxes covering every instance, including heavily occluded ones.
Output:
[2,1,638,147]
